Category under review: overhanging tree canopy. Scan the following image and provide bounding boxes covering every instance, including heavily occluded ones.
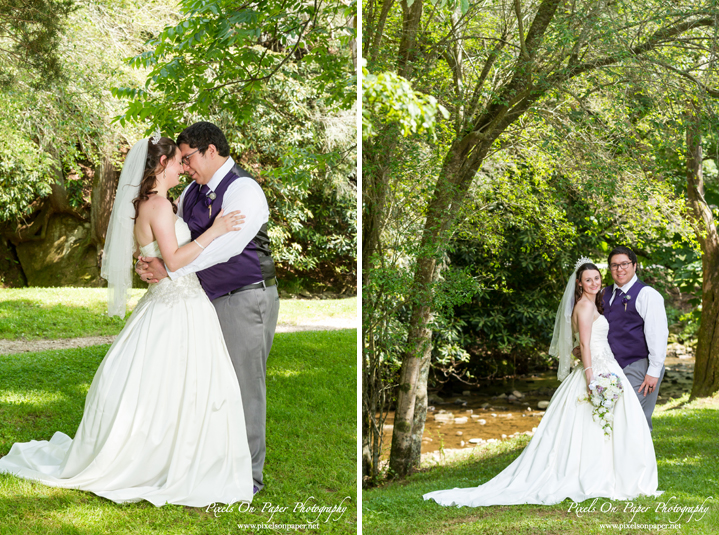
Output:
[363,0,719,479]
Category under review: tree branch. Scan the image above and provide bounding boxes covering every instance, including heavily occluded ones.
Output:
[548,17,718,87]
[646,59,719,98]
[513,0,529,60]
[204,0,318,92]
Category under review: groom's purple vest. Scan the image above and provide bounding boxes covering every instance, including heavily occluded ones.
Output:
[183,165,275,301]
[603,279,649,369]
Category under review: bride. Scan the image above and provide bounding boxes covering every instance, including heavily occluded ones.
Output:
[0,135,254,507]
[424,259,660,507]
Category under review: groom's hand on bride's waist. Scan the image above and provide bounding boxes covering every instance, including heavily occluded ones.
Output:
[135,256,167,284]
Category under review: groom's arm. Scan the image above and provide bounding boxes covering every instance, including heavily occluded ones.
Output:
[636,287,669,378]
[167,178,268,280]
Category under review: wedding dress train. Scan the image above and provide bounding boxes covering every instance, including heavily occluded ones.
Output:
[424,315,659,506]
[0,219,253,506]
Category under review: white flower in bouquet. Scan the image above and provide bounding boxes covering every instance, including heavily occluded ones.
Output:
[578,372,624,437]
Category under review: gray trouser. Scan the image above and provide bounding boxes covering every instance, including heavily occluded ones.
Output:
[212,284,280,490]
[622,358,665,433]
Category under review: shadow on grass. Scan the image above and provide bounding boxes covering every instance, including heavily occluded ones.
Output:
[0,330,357,451]
[0,330,358,533]
[652,408,719,495]
[264,330,357,500]
[0,489,114,535]
[0,477,208,534]
[0,346,105,450]
[663,401,692,411]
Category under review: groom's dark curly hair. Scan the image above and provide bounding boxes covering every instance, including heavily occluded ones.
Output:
[176,122,230,157]
[608,246,638,267]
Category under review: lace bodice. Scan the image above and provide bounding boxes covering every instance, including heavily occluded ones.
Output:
[573,315,616,374]
[136,218,205,308]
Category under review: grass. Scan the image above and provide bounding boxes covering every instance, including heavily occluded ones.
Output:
[275,298,357,326]
[363,393,719,535]
[0,287,356,340]
[0,329,357,534]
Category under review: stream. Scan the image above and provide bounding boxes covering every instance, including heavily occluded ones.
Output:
[381,347,695,459]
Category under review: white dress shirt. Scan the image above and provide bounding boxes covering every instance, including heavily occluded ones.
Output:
[167,156,269,281]
[608,274,668,377]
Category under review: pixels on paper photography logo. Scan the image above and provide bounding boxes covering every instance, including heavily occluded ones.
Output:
[567,495,713,527]
[206,495,353,531]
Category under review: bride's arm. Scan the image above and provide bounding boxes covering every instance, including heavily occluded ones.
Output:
[574,301,595,389]
[145,196,243,273]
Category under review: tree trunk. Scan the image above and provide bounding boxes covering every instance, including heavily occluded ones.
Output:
[362,0,430,474]
[365,0,397,61]
[91,153,120,248]
[361,311,372,479]
[348,13,357,70]
[361,146,390,282]
[686,104,719,399]
[409,347,430,463]
[362,294,383,481]
[383,0,719,478]
[386,0,576,477]
[388,263,434,476]
[362,129,402,480]
[388,139,492,477]
[397,0,424,79]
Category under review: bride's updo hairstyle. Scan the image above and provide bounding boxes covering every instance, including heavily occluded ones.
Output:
[573,262,605,314]
[132,137,179,221]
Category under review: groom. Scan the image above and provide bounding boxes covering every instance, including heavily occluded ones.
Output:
[136,122,280,494]
[603,246,668,432]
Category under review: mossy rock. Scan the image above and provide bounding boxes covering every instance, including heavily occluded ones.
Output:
[15,214,102,287]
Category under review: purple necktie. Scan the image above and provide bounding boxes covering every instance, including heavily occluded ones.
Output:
[200,184,214,218]
[615,289,627,309]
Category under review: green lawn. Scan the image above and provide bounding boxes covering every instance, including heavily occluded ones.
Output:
[0,329,357,534]
[363,394,719,535]
[0,287,356,340]
[277,298,357,326]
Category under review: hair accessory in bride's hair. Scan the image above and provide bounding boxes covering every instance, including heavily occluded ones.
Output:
[150,127,162,145]
[574,257,593,272]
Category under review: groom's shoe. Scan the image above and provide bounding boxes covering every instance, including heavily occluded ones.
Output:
[253,485,260,495]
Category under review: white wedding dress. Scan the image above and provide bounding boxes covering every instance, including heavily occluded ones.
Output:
[0,219,253,506]
[424,315,659,506]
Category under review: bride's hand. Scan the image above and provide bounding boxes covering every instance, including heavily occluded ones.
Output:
[211,209,245,235]
[136,256,166,284]
[584,369,594,396]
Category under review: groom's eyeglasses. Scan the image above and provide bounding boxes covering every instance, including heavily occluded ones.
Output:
[181,149,200,166]
[609,261,633,271]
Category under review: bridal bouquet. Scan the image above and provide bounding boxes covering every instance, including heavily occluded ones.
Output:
[578,373,624,437]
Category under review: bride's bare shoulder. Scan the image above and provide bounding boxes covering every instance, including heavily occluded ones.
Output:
[572,299,596,324]
[138,195,173,218]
